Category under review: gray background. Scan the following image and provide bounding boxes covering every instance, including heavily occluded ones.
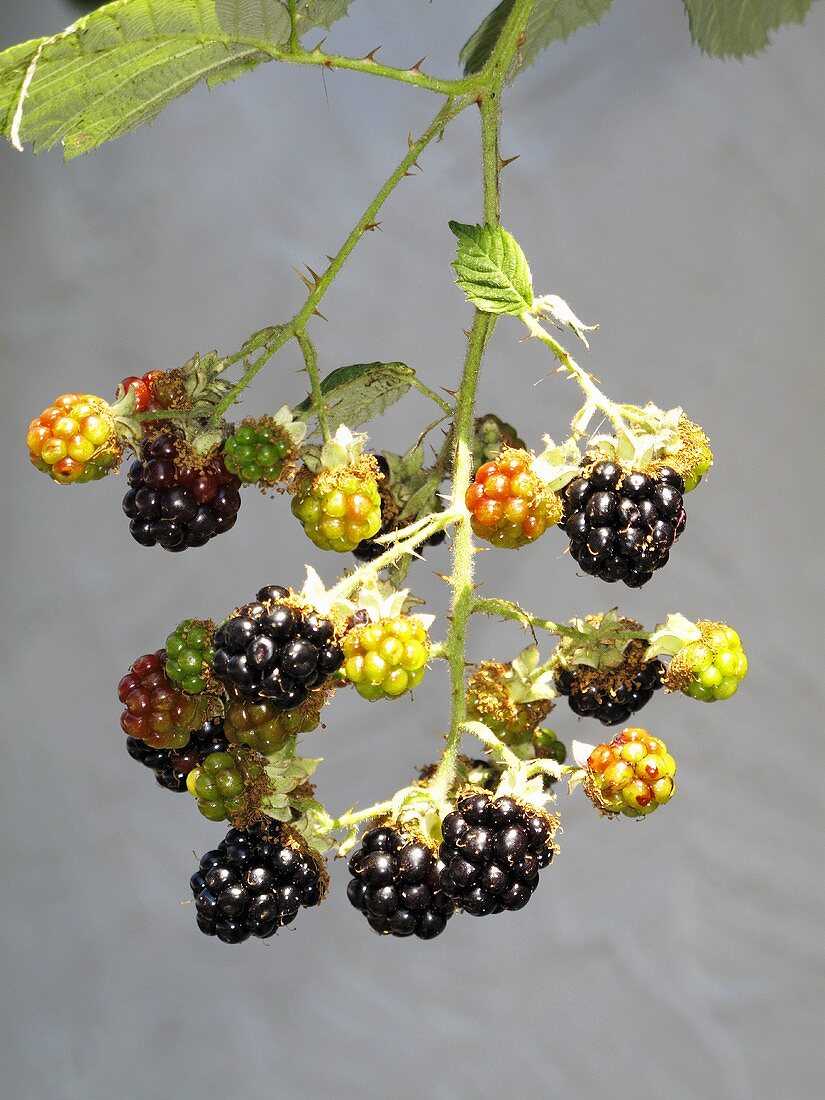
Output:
[1,1,823,1097]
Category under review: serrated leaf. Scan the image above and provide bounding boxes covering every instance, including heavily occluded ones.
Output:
[449,222,533,316]
[460,0,615,77]
[0,0,357,158]
[295,362,416,432]
[682,0,819,59]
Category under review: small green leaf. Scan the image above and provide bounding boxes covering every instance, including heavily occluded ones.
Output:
[460,0,615,77]
[682,0,819,59]
[449,222,533,315]
[295,362,416,431]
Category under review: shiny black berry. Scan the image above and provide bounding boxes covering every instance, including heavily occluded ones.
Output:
[438,793,556,916]
[347,826,455,939]
[190,821,325,943]
[212,589,344,706]
[122,434,242,552]
[562,462,686,587]
[126,718,229,792]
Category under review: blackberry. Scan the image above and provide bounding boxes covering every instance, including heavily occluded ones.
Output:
[118,650,204,750]
[554,640,665,726]
[125,717,228,792]
[584,728,676,817]
[223,419,293,486]
[466,450,561,549]
[438,792,557,916]
[562,461,686,587]
[164,619,215,695]
[666,622,748,702]
[342,615,430,700]
[224,695,321,755]
[27,392,121,484]
[190,821,327,943]
[291,457,382,553]
[186,746,266,822]
[347,825,454,939]
[122,434,242,552]
[212,586,344,708]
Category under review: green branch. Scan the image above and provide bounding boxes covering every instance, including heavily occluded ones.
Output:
[295,331,329,443]
[428,0,538,805]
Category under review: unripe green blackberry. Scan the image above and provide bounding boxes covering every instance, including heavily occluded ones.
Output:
[583,728,676,818]
[342,616,430,701]
[666,622,747,702]
[291,457,383,552]
[164,619,215,695]
[224,419,293,486]
[223,695,322,755]
[186,746,266,823]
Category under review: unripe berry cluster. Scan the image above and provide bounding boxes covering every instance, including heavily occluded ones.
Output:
[27,393,119,484]
[668,622,747,701]
[466,450,561,548]
[291,460,383,552]
[342,616,430,700]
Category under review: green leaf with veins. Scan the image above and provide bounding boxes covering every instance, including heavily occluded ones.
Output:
[294,362,417,433]
[0,0,357,158]
[460,0,615,77]
[449,222,533,316]
[682,0,819,59]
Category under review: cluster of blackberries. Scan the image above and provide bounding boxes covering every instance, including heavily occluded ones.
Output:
[347,826,455,939]
[562,461,686,587]
[122,434,242,551]
[352,455,446,563]
[439,793,555,916]
[190,821,325,943]
[212,586,344,709]
[554,647,665,726]
[126,718,228,792]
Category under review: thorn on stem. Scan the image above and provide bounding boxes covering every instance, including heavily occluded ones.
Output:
[363,221,383,232]
[362,46,382,62]
[500,154,520,169]
[409,56,427,74]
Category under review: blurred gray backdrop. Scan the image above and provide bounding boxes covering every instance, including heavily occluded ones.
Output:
[1,2,824,1097]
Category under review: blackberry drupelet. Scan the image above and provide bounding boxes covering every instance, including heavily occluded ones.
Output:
[347,826,454,939]
[562,461,686,587]
[190,821,326,943]
[212,586,344,708]
[125,717,228,792]
[122,434,242,551]
[438,792,557,916]
[554,640,665,726]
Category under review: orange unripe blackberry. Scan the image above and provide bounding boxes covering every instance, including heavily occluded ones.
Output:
[465,450,561,548]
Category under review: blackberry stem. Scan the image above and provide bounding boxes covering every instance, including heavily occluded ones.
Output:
[296,331,330,443]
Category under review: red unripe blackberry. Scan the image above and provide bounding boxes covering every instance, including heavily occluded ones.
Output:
[562,461,686,587]
[554,640,665,726]
[465,450,561,549]
[126,718,228,792]
[438,792,558,916]
[190,821,327,943]
[122,434,242,552]
[212,586,344,709]
[118,650,203,750]
[347,825,455,939]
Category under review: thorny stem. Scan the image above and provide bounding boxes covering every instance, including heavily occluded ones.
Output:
[325,801,394,831]
[428,0,538,805]
[471,597,650,642]
[210,95,471,422]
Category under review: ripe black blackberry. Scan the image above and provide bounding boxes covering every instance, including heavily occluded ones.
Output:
[122,434,242,552]
[438,792,557,916]
[347,825,455,939]
[212,586,344,708]
[554,641,665,726]
[562,461,686,588]
[126,718,229,792]
[189,820,326,943]
[352,455,446,563]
